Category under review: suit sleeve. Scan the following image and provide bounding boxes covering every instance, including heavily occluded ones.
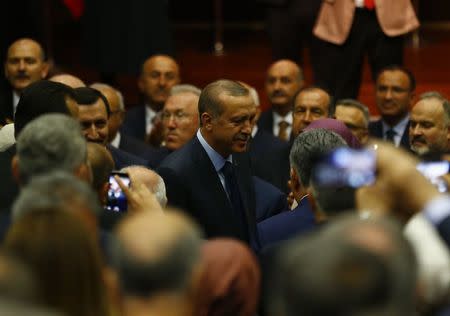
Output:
[157,166,189,211]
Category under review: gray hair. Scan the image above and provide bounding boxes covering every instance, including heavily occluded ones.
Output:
[121,166,168,208]
[170,84,201,97]
[335,98,370,126]
[289,128,347,186]
[12,171,102,221]
[16,114,87,184]
[417,91,450,125]
[90,82,125,111]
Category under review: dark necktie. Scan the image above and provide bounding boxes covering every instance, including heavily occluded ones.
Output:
[278,121,289,141]
[221,161,249,240]
[385,129,396,143]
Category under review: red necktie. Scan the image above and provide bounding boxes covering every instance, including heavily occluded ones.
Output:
[364,0,375,10]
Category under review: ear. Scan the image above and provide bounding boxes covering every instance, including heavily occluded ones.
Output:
[289,167,301,191]
[74,163,93,185]
[11,155,21,185]
[99,182,109,206]
[41,61,50,79]
[306,187,327,224]
[201,112,213,131]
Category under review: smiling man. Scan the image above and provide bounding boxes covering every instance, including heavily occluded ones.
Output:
[1,38,49,125]
[158,80,259,249]
[409,92,450,157]
[369,66,415,149]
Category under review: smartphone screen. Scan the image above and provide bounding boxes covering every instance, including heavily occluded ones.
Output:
[106,172,130,212]
[416,161,450,193]
[312,148,376,188]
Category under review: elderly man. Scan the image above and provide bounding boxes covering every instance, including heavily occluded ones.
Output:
[121,55,180,145]
[369,66,416,149]
[409,92,450,158]
[258,60,304,141]
[0,38,49,125]
[158,80,259,248]
[334,99,370,145]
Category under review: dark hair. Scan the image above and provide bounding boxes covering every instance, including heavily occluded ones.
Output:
[14,80,76,137]
[293,86,335,117]
[198,80,249,125]
[376,65,416,92]
[73,87,111,117]
[87,143,115,192]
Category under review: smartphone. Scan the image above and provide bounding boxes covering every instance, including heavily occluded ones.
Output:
[311,147,376,188]
[416,161,450,193]
[106,172,131,212]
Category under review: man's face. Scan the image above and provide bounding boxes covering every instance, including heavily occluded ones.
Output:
[205,93,255,157]
[335,105,369,144]
[4,39,49,92]
[265,61,303,111]
[138,56,180,111]
[292,89,330,137]
[375,70,413,122]
[78,100,109,145]
[98,87,124,142]
[409,98,449,156]
[162,92,200,151]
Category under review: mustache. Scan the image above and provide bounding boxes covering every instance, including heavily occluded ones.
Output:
[234,134,250,142]
[412,136,426,143]
[14,73,29,80]
[270,90,287,98]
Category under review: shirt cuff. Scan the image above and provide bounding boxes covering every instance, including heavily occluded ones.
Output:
[423,195,450,225]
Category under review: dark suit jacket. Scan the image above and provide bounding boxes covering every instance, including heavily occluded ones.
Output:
[121,105,147,141]
[118,134,166,168]
[107,144,148,170]
[0,83,13,125]
[257,197,316,249]
[368,119,410,150]
[252,140,291,193]
[257,109,275,135]
[253,176,287,223]
[0,145,18,213]
[157,136,258,246]
[250,129,286,157]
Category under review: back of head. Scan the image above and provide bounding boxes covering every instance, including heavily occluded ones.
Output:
[195,238,260,316]
[4,209,109,316]
[290,128,347,187]
[12,171,102,231]
[121,165,167,208]
[270,233,393,316]
[304,118,361,149]
[87,142,115,192]
[113,209,203,299]
[15,114,87,184]
[49,73,86,88]
[14,80,77,137]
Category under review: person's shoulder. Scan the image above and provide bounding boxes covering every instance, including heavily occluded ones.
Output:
[158,138,198,170]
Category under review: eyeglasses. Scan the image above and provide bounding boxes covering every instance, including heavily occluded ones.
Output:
[161,111,190,122]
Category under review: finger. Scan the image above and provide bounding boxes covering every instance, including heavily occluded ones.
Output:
[115,175,132,197]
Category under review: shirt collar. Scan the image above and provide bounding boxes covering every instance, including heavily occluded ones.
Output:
[251,125,258,138]
[12,91,20,117]
[196,129,232,172]
[381,114,410,136]
[110,132,121,148]
[273,111,293,126]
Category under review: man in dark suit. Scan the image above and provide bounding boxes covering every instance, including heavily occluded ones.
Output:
[158,80,259,248]
[258,60,304,142]
[121,55,180,145]
[368,66,416,150]
[91,83,164,168]
[74,87,148,169]
[1,38,49,125]
[254,87,333,192]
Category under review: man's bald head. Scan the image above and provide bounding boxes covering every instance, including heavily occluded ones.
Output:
[121,166,167,208]
[114,210,203,297]
[49,74,86,88]
[4,38,49,92]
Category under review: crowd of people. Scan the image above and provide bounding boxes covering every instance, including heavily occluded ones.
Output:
[0,30,450,316]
